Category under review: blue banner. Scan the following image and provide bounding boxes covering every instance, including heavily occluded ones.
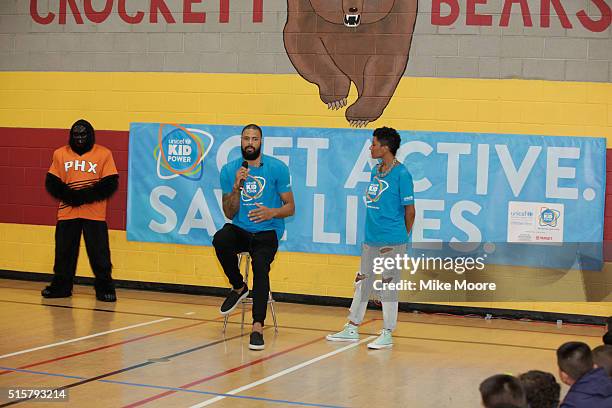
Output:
[127,123,606,263]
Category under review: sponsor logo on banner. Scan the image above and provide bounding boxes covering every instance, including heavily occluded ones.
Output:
[153,123,214,181]
[507,201,564,243]
[538,207,560,227]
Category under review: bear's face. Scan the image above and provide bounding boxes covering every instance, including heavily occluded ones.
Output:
[309,0,396,27]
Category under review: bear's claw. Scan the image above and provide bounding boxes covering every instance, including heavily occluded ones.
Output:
[349,120,369,128]
[327,98,347,111]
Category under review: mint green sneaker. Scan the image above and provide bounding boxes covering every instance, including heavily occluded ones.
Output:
[367,329,393,349]
[326,323,359,342]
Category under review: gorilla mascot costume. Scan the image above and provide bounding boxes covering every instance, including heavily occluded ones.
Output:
[42,119,119,302]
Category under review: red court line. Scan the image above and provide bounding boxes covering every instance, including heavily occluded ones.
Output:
[0,314,233,376]
[121,319,376,408]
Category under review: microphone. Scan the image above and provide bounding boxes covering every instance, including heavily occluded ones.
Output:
[239,160,248,190]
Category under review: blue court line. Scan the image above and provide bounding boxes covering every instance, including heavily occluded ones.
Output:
[100,379,347,407]
[0,367,84,380]
[0,366,347,408]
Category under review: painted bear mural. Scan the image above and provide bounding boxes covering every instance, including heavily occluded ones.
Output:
[283,0,418,127]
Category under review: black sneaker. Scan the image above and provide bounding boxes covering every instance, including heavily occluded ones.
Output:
[219,284,248,315]
[41,286,72,299]
[249,331,265,350]
[96,289,117,302]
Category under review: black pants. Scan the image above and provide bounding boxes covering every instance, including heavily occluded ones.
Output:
[51,219,114,292]
[212,223,278,324]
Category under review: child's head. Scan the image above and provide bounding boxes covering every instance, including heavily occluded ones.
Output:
[593,345,612,377]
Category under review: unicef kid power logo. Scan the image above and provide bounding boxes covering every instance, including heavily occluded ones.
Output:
[154,124,213,180]
[241,176,266,202]
[365,176,389,204]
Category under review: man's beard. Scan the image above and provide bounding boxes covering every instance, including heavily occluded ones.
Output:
[242,145,261,161]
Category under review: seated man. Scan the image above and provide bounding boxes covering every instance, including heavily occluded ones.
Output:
[518,370,561,408]
[593,345,612,377]
[213,124,294,351]
[557,341,612,407]
[479,374,527,408]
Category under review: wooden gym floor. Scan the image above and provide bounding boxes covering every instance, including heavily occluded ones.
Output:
[0,279,606,408]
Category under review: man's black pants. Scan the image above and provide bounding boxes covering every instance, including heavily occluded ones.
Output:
[212,223,278,324]
[51,218,114,292]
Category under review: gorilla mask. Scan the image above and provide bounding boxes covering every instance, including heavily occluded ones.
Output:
[69,119,95,155]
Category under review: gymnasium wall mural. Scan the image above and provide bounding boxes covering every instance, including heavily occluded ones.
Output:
[283,0,418,126]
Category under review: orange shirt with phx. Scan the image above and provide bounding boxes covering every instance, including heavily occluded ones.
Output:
[48,144,118,221]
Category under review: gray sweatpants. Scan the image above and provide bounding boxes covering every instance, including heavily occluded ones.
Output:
[348,243,407,331]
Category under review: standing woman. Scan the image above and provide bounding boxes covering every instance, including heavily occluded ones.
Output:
[327,127,415,349]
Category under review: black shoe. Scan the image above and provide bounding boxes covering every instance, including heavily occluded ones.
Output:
[249,331,265,350]
[95,289,116,302]
[41,286,72,299]
[220,284,248,315]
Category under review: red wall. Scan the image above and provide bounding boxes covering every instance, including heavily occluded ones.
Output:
[0,127,128,230]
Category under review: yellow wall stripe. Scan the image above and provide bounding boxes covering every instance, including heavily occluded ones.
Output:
[0,72,610,141]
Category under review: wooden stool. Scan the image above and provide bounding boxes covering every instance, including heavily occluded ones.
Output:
[222,252,278,334]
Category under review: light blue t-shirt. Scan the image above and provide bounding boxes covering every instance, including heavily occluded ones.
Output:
[220,155,292,240]
[364,163,414,245]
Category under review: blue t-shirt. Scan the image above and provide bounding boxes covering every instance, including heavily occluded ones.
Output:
[220,155,292,240]
[364,163,414,245]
